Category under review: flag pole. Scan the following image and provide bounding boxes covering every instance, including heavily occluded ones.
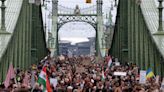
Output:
[31,83,36,92]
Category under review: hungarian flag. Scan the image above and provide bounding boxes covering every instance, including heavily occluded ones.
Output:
[38,66,52,92]
[106,55,112,68]
[101,70,106,81]
[86,0,91,3]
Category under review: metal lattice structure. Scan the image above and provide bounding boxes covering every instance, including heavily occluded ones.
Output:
[57,15,97,29]
[110,0,164,77]
[51,0,104,56]
[0,0,48,82]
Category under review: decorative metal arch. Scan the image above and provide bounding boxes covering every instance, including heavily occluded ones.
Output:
[57,14,97,30]
[52,0,103,56]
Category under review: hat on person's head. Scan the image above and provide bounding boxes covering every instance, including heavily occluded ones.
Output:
[32,64,37,70]
[136,75,140,81]
[93,74,96,79]
[91,79,94,83]
[60,80,64,84]
[67,86,73,89]
[93,86,97,89]
[73,89,78,92]
[65,78,69,82]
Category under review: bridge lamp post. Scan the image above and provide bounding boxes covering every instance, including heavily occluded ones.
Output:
[0,0,6,33]
[158,0,163,32]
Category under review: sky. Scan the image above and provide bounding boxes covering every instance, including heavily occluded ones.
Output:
[42,0,117,43]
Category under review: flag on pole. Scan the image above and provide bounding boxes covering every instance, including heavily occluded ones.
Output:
[146,68,155,79]
[86,0,91,3]
[106,55,112,67]
[4,63,15,88]
[46,74,52,92]
[38,66,52,92]
[101,70,106,81]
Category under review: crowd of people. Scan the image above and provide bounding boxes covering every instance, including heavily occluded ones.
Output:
[0,55,164,92]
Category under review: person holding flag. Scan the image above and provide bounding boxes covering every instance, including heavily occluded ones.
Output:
[37,66,52,92]
[105,55,112,68]
[101,70,106,81]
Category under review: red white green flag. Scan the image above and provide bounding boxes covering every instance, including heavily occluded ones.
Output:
[106,55,112,67]
[101,70,106,81]
[38,66,52,92]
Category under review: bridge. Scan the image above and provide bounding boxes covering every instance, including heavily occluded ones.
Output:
[0,0,164,82]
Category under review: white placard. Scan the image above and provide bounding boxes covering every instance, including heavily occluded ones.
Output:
[115,62,120,66]
[29,0,35,3]
[115,58,118,62]
[139,70,146,84]
[59,55,65,61]
[161,78,164,90]
[155,75,160,84]
[50,78,58,88]
[114,72,127,76]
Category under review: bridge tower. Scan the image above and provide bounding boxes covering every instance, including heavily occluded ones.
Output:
[96,0,104,57]
[51,0,104,57]
[51,0,58,56]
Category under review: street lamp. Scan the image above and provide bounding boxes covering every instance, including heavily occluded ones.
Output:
[0,0,7,33]
[158,0,163,31]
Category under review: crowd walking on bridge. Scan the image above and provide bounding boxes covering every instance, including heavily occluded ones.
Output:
[0,54,164,92]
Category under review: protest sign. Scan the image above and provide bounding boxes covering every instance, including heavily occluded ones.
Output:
[155,75,160,84]
[115,58,118,62]
[114,72,127,76]
[160,78,164,90]
[115,62,120,66]
[59,55,65,61]
[50,78,58,88]
[139,70,146,84]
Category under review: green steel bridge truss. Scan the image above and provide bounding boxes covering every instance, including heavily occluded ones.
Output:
[110,0,164,77]
[0,0,48,81]
[1,0,164,82]
[50,0,105,57]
